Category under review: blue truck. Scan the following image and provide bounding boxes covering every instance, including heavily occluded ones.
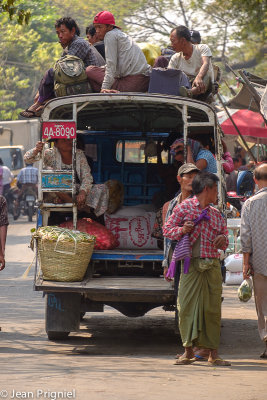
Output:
[34,93,225,340]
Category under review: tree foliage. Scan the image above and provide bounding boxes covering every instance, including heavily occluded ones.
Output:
[0,0,266,120]
[0,0,31,24]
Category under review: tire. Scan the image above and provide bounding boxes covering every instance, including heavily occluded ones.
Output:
[47,331,70,340]
[28,205,33,222]
[11,201,20,221]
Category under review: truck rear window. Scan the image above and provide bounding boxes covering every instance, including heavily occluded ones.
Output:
[116,140,168,164]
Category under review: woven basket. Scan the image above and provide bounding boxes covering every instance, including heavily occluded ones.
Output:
[36,227,95,282]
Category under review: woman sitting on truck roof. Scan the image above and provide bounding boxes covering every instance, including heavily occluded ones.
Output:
[24,139,109,216]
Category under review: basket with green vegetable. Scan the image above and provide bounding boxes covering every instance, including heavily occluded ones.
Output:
[34,226,96,282]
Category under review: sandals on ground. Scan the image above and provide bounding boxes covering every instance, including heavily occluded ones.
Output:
[208,358,231,366]
[174,357,196,365]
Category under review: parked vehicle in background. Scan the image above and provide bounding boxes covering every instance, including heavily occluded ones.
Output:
[0,145,24,176]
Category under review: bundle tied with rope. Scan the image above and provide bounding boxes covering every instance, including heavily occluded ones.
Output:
[33,226,96,282]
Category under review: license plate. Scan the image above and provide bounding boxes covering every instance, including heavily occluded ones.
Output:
[42,121,76,139]
[42,173,72,189]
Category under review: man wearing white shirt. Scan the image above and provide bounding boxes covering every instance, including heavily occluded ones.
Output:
[168,25,214,98]
[0,158,13,192]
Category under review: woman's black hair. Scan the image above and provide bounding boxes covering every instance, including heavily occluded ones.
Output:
[55,17,80,36]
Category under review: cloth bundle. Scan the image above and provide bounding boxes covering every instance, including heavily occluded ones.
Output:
[166,208,210,278]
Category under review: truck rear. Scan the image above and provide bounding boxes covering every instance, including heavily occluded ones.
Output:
[34,93,224,340]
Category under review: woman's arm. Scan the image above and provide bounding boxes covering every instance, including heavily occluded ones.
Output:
[195,158,208,170]
[24,141,44,164]
[77,151,93,193]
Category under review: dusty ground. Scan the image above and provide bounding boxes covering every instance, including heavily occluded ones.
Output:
[0,217,266,400]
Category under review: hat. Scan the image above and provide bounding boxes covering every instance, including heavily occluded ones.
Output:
[190,30,201,44]
[93,11,116,26]
[177,163,200,176]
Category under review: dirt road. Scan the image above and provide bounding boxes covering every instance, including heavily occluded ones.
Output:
[0,217,266,400]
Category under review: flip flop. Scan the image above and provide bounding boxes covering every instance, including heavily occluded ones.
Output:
[174,357,196,365]
[19,109,38,118]
[260,351,267,359]
[175,353,208,361]
[20,104,45,118]
[193,354,208,361]
[208,358,231,366]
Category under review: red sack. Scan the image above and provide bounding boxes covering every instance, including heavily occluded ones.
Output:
[60,218,119,250]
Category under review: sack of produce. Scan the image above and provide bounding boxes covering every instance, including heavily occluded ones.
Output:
[34,226,95,281]
[60,218,119,250]
[238,278,253,302]
[225,271,243,285]
[104,212,158,249]
[224,253,243,273]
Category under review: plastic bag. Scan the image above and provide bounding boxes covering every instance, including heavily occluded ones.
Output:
[238,278,253,302]
[60,218,119,250]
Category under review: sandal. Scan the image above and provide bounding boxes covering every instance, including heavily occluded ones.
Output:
[19,109,39,118]
[174,357,196,365]
[260,350,267,359]
[208,358,231,366]
[20,102,45,119]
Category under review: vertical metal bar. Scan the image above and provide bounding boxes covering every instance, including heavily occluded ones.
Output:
[121,140,125,188]
[182,105,188,162]
[97,142,102,182]
[72,103,77,229]
[38,122,44,203]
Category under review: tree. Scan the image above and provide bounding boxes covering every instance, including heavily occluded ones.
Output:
[0,0,31,24]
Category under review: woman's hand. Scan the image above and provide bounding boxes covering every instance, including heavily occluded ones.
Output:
[77,190,86,207]
[182,221,194,235]
[34,141,44,156]
[186,145,194,164]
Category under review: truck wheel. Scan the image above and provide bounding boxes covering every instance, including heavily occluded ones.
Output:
[45,293,81,337]
[12,201,20,220]
[47,331,70,340]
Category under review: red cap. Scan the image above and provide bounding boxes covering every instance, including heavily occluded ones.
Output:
[93,11,115,25]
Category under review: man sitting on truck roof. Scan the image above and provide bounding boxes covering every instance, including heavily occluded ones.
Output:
[168,25,214,99]
[86,11,151,93]
[20,17,105,119]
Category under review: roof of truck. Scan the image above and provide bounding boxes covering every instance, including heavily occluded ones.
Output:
[41,93,217,137]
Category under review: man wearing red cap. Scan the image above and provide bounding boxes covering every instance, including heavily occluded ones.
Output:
[86,11,150,93]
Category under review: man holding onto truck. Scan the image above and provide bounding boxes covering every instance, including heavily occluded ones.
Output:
[163,171,231,366]
[86,11,151,93]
